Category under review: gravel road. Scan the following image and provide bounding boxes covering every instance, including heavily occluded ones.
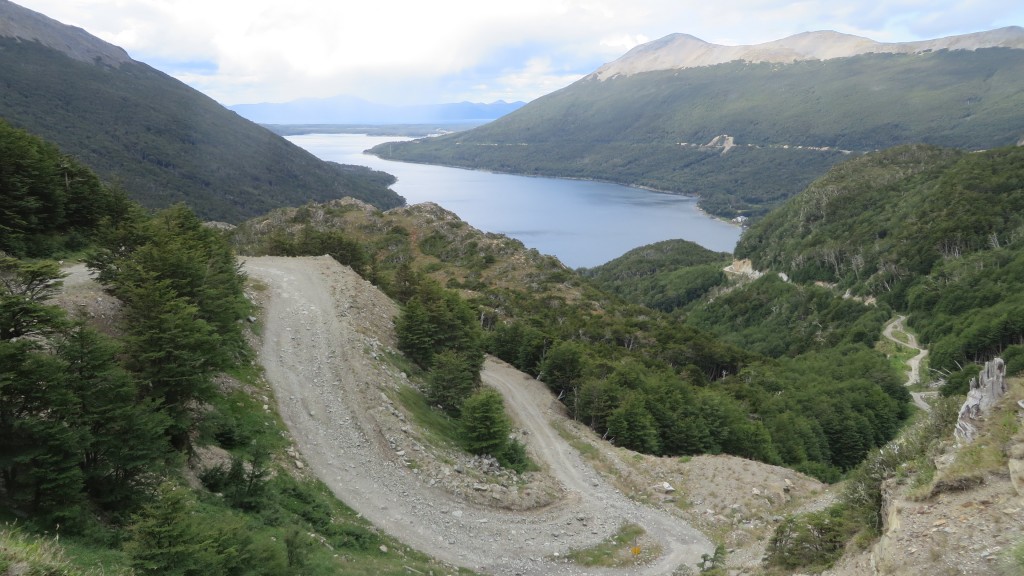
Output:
[883,315,934,412]
[243,256,712,575]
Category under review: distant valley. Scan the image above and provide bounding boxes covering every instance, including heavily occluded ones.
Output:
[230,96,525,125]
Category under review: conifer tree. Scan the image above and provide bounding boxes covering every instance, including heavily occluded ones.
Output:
[460,388,511,457]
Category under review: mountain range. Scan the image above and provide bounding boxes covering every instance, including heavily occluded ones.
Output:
[595,27,1024,78]
[0,0,403,222]
[230,96,525,125]
[371,27,1024,219]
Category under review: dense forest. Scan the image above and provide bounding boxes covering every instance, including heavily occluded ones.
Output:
[370,48,1024,218]
[736,144,1024,390]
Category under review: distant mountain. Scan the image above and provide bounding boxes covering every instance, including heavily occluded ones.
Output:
[0,0,403,222]
[230,96,525,125]
[371,28,1024,219]
[595,27,1024,78]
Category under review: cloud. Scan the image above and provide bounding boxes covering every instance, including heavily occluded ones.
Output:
[14,0,1024,104]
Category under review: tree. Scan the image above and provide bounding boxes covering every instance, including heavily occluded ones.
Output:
[125,483,224,576]
[119,279,222,449]
[607,392,661,454]
[0,257,66,340]
[538,340,586,397]
[55,322,171,510]
[425,349,480,416]
[395,282,482,369]
[460,388,511,458]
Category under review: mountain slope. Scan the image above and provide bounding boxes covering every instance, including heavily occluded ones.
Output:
[735,143,1024,374]
[371,29,1024,219]
[0,0,403,222]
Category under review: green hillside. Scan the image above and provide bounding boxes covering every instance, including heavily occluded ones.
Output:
[736,143,1024,376]
[0,36,403,222]
[581,239,732,311]
[371,49,1024,218]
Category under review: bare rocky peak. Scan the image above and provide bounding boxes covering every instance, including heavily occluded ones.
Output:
[0,0,131,67]
[595,26,1024,79]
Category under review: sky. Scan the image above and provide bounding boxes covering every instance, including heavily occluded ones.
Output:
[14,0,1024,106]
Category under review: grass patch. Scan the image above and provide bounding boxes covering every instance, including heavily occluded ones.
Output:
[552,421,599,461]
[0,524,122,573]
[394,384,463,448]
[875,333,919,378]
[0,525,133,576]
[564,523,661,567]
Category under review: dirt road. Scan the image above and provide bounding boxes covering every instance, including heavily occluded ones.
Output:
[882,315,934,411]
[243,256,712,575]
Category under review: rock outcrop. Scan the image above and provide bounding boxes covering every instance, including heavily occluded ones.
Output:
[954,358,1008,443]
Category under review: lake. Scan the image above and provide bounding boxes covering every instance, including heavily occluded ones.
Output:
[287,133,741,268]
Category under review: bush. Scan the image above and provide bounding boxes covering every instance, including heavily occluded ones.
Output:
[498,438,531,474]
[940,364,979,397]
[764,504,854,571]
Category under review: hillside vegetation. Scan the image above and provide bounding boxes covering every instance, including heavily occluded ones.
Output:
[371,49,1024,218]
[231,197,909,482]
[0,124,465,576]
[0,36,402,222]
[6,95,1023,575]
[736,144,1024,379]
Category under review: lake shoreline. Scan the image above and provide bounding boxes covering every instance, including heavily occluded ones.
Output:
[291,133,741,268]
[363,149,743,229]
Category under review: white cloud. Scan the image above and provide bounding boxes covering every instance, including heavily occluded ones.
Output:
[13,0,1024,104]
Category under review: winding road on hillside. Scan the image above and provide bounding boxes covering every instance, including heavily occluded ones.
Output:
[242,256,712,576]
[882,315,934,412]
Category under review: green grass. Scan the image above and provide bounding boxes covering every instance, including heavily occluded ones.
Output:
[564,523,661,567]
[394,384,463,448]
[875,328,920,377]
[0,526,133,576]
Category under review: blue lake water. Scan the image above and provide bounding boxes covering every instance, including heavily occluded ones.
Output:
[288,133,741,268]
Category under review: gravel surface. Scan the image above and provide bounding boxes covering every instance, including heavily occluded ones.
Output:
[243,256,712,575]
[883,315,936,412]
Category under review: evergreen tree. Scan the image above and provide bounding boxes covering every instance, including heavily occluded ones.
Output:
[460,388,511,457]
[425,349,480,416]
[538,340,586,397]
[55,322,171,510]
[119,278,221,449]
[0,257,66,340]
[606,392,661,454]
[125,483,223,576]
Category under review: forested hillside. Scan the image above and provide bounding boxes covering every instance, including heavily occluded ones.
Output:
[231,198,910,482]
[0,2,403,222]
[736,144,1024,384]
[580,239,732,311]
[371,48,1024,218]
